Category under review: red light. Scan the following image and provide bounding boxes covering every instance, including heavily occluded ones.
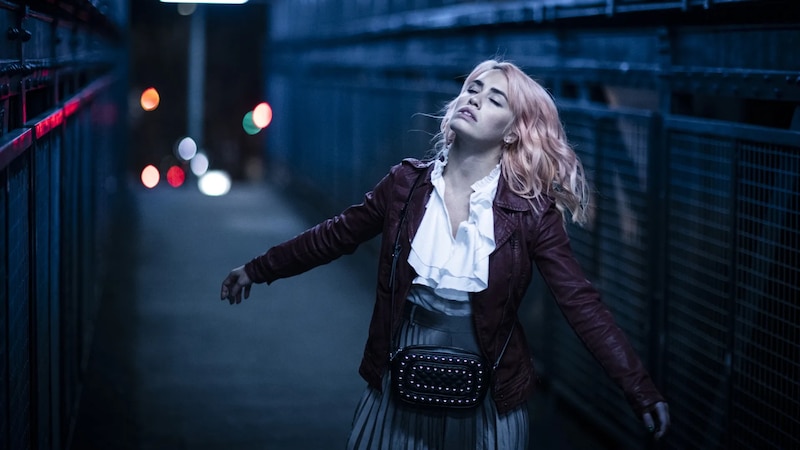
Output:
[252,102,273,128]
[167,165,186,188]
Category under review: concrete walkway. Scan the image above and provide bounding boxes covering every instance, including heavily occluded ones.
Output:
[73,183,377,449]
[71,181,605,450]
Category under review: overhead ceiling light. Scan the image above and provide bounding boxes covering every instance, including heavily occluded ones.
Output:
[160,0,249,4]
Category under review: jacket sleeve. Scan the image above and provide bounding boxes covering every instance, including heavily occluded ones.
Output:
[531,200,664,416]
[244,167,396,284]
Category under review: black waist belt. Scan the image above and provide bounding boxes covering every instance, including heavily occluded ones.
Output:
[402,302,474,332]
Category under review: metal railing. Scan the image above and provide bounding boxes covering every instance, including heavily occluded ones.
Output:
[271,0,766,41]
[0,1,126,449]
[523,105,800,449]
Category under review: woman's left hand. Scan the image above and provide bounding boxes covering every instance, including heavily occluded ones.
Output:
[642,401,670,440]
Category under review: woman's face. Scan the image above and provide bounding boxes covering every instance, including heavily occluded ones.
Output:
[449,69,515,147]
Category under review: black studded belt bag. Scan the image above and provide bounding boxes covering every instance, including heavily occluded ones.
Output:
[386,170,513,410]
[390,344,491,409]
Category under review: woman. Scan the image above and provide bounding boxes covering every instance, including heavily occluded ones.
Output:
[221,59,670,449]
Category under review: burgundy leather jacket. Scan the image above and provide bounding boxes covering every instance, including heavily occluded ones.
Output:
[245,158,664,415]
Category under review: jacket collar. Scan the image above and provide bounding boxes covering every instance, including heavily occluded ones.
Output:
[404,157,536,212]
[494,173,536,212]
[403,157,432,170]
[402,158,539,255]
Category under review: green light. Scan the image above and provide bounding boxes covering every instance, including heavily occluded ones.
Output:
[242,111,261,135]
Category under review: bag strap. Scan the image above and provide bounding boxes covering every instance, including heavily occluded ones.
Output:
[494,323,514,371]
[389,171,423,294]
[388,169,425,359]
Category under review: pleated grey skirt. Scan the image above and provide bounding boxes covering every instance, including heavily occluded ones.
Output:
[346,304,529,450]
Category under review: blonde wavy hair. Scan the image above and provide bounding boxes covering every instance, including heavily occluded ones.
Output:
[433,59,590,225]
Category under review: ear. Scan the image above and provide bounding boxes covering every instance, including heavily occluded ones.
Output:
[504,133,518,144]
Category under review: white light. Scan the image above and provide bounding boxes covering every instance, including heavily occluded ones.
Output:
[177,137,198,161]
[177,3,197,15]
[190,153,210,176]
[141,165,160,189]
[198,170,231,197]
[161,0,248,3]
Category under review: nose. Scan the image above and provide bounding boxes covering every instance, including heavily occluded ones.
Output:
[468,95,480,108]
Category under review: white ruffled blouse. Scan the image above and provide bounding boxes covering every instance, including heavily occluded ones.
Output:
[407,157,500,307]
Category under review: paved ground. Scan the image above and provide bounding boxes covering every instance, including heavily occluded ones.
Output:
[71,181,611,450]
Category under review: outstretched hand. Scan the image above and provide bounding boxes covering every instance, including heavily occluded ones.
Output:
[642,401,670,440]
[220,265,253,305]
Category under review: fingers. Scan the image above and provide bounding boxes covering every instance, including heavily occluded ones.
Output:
[642,411,655,435]
[221,276,238,302]
[220,275,233,300]
[643,402,670,440]
[233,279,245,304]
[220,268,253,305]
[220,273,242,304]
[654,402,670,440]
[232,286,241,305]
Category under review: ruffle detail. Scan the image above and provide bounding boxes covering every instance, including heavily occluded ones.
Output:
[408,158,499,301]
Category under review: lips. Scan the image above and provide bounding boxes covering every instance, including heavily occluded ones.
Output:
[457,107,477,122]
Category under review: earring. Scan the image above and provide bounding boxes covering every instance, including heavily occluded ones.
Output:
[504,136,513,144]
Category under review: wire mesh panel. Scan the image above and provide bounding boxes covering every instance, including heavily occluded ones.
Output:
[524,108,602,372]
[545,106,656,445]
[270,73,445,213]
[732,140,800,449]
[593,111,654,442]
[0,163,5,449]
[47,131,63,449]
[595,113,652,348]
[7,154,32,450]
[60,113,81,440]
[78,109,98,374]
[663,120,800,449]
[561,108,598,265]
[33,134,54,449]
[664,128,734,450]
[549,109,613,431]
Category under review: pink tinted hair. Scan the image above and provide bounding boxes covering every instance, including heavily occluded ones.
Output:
[433,59,590,225]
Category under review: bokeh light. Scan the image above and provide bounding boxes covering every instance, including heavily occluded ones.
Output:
[167,165,186,188]
[198,170,231,196]
[190,153,209,176]
[176,3,196,15]
[140,87,160,111]
[163,0,249,3]
[176,136,198,161]
[252,102,273,128]
[141,165,160,188]
[242,111,261,135]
